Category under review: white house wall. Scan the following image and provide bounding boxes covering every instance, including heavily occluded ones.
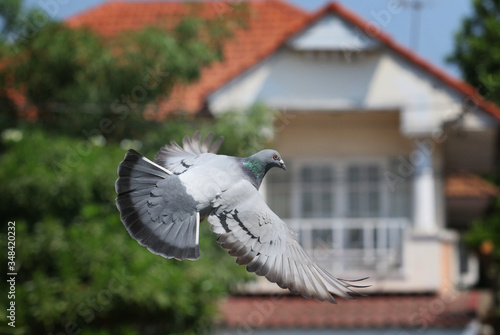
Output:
[366,52,465,136]
[207,42,488,233]
[271,112,412,158]
[205,21,493,292]
[269,112,446,229]
[208,48,471,137]
[268,113,449,291]
[209,50,379,112]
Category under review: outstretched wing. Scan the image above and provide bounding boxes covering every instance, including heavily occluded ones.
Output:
[155,131,224,174]
[208,180,367,304]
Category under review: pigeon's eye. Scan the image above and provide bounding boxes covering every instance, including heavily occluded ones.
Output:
[273,154,279,161]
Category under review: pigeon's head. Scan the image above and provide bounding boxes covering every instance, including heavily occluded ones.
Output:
[243,149,286,189]
[255,149,286,171]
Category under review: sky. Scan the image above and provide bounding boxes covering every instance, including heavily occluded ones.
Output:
[24,0,472,78]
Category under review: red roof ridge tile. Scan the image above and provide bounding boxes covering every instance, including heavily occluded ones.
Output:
[268,0,310,15]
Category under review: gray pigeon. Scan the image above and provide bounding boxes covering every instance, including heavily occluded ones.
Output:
[115,132,366,303]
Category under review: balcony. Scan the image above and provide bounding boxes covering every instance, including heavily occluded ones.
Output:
[286,218,410,278]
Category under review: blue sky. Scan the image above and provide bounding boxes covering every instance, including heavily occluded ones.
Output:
[24,0,472,78]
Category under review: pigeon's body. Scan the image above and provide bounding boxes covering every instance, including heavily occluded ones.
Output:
[115,132,367,304]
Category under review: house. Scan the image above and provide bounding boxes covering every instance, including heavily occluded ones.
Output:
[69,0,499,332]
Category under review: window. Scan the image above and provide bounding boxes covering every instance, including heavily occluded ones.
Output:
[267,158,412,220]
[346,165,381,218]
[345,228,363,249]
[387,157,412,219]
[266,157,410,274]
[266,164,292,218]
[300,166,333,218]
[312,229,333,251]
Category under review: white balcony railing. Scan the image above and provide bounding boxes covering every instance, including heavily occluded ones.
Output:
[286,218,410,277]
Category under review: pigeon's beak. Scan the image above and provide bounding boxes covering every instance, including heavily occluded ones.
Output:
[279,159,286,171]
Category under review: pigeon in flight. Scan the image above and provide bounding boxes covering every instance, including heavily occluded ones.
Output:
[115,132,366,303]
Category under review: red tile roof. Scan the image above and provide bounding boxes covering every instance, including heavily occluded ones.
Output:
[219,292,480,329]
[67,1,500,121]
[446,173,499,199]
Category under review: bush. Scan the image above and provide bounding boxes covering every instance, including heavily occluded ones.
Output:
[0,124,261,334]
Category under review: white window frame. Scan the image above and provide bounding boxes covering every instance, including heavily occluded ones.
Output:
[265,156,410,276]
[287,156,391,219]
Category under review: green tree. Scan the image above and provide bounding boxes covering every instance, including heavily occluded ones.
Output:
[448,0,500,331]
[0,0,44,46]
[0,125,261,335]
[0,0,44,129]
[0,105,278,334]
[0,0,248,140]
[0,0,23,40]
[463,185,500,332]
[447,0,500,105]
[0,1,283,334]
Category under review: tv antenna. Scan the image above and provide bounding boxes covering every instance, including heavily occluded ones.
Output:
[399,0,432,52]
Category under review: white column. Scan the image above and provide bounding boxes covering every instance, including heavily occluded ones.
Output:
[413,141,438,234]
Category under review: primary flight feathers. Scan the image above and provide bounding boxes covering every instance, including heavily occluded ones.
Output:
[115,132,367,304]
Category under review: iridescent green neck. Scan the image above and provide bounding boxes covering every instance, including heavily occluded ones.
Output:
[242,158,267,188]
[243,159,265,179]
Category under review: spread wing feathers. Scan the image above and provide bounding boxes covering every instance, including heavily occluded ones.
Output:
[154,131,224,174]
[116,149,201,261]
[208,181,367,304]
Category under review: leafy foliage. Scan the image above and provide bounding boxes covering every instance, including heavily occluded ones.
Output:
[0,0,46,45]
[448,1,500,330]
[0,127,254,334]
[0,1,248,141]
[0,1,281,334]
[464,191,500,262]
[447,0,500,105]
[0,0,23,39]
[464,192,500,331]
[2,20,217,138]
[0,103,279,334]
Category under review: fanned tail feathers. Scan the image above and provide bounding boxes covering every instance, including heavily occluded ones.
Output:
[115,149,200,261]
